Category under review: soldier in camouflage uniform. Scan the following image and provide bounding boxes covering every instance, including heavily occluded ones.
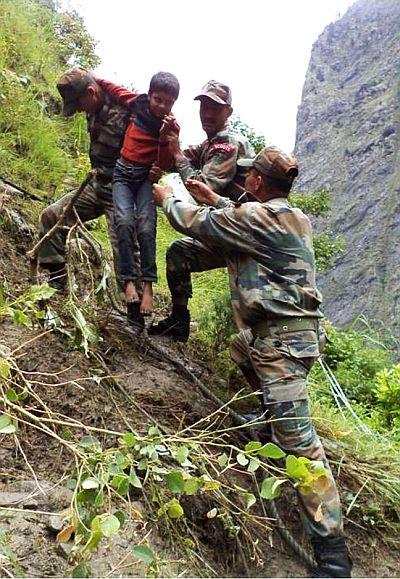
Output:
[149,80,253,339]
[152,147,352,578]
[37,68,133,290]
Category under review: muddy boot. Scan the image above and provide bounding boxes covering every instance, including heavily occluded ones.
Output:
[148,305,190,342]
[47,263,67,292]
[309,536,352,578]
[127,302,145,336]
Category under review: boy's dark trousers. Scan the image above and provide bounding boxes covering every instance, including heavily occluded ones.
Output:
[113,158,157,284]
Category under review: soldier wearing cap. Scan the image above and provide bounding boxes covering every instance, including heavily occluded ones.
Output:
[149,79,253,338]
[37,67,133,290]
[152,146,352,578]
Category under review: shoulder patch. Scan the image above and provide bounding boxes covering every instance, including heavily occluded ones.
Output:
[210,143,235,155]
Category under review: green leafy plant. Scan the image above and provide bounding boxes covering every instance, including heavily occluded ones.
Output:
[374,365,400,429]
[0,283,56,327]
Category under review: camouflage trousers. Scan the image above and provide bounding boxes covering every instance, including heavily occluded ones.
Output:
[37,181,142,289]
[231,327,343,539]
[166,237,226,305]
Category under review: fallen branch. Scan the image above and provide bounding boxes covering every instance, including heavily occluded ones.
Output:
[0,174,43,202]
[26,170,95,281]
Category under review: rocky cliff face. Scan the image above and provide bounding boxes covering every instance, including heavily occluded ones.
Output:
[295,0,400,335]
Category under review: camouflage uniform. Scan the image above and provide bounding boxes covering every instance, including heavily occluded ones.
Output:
[176,126,254,201]
[38,93,132,279]
[161,193,343,540]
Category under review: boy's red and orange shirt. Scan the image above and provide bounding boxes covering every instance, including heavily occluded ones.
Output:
[96,78,175,170]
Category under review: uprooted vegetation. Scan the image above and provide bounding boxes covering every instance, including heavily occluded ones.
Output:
[1,188,400,578]
[1,0,400,576]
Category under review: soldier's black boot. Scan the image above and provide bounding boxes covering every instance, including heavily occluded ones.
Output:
[309,536,352,578]
[47,263,67,292]
[127,302,145,336]
[148,305,190,342]
[241,405,272,443]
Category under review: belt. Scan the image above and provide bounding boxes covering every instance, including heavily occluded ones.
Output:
[251,317,319,338]
[118,156,149,169]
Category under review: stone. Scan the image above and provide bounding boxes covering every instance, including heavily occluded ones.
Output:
[47,515,64,533]
[295,0,400,336]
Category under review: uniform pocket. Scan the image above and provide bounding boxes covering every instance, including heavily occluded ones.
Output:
[279,329,320,360]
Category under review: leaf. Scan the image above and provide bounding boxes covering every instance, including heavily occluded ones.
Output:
[69,303,98,356]
[117,477,130,496]
[0,414,17,434]
[247,458,261,473]
[99,514,120,538]
[0,358,10,380]
[79,435,101,450]
[244,441,262,452]
[207,508,218,519]
[65,478,77,490]
[166,499,184,519]
[217,453,228,467]
[183,477,200,495]
[57,524,74,543]
[94,491,104,508]
[12,309,32,328]
[85,529,103,552]
[258,443,286,459]
[71,563,92,578]
[147,425,160,437]
[113,510,126,528]
[6,388,18,401]
[27,284,57,302]
[129,468,142,489]
[236,453,249,466]
[260,477,286,500]
[82,477,99,490]
[173,446,190,464]
[76,489,97,504]
[95,264,111,297]
[244,493,256,509]
[123,432,137,447]
[312,475,330,495]
[165,471,185,493]
[285,455,311,480]
[132,544,155,564]
[201,476,221,492]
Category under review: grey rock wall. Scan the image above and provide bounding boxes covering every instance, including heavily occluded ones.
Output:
[295,0,400,334]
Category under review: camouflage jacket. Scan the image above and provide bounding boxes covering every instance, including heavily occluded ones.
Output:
[175,125,254,201]
[86,93,131,192]
[162,195,323,327]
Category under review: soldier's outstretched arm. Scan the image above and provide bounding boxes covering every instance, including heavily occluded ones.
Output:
[159,193,258,254]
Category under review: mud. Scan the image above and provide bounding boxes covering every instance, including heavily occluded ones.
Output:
[1,210,399,578]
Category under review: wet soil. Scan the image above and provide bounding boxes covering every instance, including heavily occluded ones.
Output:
[0,208,399,578]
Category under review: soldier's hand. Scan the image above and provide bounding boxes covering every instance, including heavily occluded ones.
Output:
[185,179,220,207]
[152,184,173,206]
[149,164,163,183]
[160,115,180,140]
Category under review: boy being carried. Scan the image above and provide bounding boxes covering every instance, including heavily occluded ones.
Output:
[95,72,180,329]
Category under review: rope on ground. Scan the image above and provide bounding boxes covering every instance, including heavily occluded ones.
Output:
[318,357,371,434]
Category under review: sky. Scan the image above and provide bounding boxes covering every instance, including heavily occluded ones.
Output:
[64,0,355,152]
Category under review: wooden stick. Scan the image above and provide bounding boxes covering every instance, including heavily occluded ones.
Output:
[27,170,95,260]
[26,170,95,281]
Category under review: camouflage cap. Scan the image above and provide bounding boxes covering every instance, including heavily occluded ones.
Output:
[237,146,299,184]
[56,67,94,116]
[194,80,232,106]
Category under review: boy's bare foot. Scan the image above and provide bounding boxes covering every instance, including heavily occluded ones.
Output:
[140,281,153,315]
[125,281,139,304]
